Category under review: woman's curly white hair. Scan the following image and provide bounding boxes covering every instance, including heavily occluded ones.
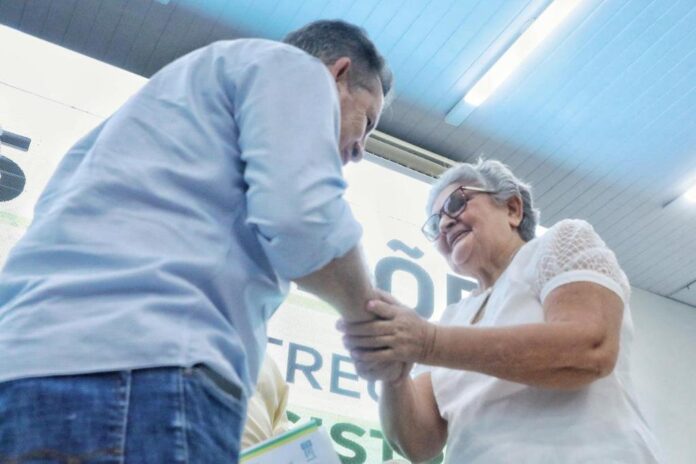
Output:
[426,159,540,242]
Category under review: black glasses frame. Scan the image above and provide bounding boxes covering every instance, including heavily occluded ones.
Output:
[421,186,497,241]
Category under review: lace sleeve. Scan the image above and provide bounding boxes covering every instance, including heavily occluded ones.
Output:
[534,219,630,304]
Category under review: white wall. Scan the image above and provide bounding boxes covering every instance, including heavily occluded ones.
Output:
[630,287,696,464]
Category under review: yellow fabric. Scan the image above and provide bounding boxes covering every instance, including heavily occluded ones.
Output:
[241,356,290,450]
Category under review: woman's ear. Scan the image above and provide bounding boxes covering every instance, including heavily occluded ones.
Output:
[507,195,523,228]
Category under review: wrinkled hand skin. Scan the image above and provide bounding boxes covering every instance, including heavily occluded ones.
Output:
[352,359,413,385]
[337,289,434,384]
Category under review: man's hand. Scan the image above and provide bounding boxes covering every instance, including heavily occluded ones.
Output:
[337,289,433,382]
[352,359,413,385]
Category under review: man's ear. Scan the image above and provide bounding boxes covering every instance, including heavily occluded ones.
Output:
[507,195,524,228]
[328,57,352,83]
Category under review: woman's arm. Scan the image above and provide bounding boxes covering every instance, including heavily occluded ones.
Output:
[379,373,447,462]
[434,281,622,389]
[343,281,623,390]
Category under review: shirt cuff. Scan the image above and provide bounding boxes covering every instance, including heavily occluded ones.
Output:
[258,201,363,281]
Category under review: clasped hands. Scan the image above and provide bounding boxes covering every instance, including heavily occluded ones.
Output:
[337,289,436,385]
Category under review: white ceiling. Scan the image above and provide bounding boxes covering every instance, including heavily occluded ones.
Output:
[1,0,695,307]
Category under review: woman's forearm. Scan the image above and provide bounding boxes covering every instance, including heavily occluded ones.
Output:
[379,374,447,462]
[427,321,618,389]
[344,283,623,390]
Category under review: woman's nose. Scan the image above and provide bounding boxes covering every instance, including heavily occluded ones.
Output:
[439,213,456,233]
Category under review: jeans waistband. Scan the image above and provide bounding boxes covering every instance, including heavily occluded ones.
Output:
[191,363,244,401]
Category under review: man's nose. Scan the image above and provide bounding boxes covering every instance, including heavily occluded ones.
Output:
[351,141,365,163]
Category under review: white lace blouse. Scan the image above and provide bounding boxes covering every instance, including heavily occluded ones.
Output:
[426,219,661,463]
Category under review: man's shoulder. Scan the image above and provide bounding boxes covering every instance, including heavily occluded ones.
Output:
[207,38,323,68]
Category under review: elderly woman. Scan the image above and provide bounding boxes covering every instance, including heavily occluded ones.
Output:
[340,160,660,463]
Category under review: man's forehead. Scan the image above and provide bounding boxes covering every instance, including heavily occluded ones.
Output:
[373,92,384,119]
[368,85,385,120]
[357,84,383,121]
[363,75,384,104]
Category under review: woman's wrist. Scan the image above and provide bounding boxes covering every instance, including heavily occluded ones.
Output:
[419,322,438,364]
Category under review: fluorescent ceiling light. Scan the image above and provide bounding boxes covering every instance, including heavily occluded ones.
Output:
[465,0,581,106]
[684,185,696,203]
[446,0,581,125]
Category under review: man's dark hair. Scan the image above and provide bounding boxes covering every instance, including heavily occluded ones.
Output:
[284,20,393,98]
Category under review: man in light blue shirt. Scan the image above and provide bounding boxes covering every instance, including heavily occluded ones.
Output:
[0,20,397,462]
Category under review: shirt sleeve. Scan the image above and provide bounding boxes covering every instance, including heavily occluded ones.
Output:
[233,44,362,280]
[534,219,630,305]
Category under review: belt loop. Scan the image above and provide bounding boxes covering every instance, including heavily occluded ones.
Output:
[117,370,132,463]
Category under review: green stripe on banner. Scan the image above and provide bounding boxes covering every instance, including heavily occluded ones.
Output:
[286,292,335,315]
[0,211,30,228]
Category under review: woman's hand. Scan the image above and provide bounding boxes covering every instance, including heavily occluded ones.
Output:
[338,294,437,365]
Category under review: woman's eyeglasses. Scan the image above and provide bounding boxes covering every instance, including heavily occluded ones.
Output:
[421,186,497,241]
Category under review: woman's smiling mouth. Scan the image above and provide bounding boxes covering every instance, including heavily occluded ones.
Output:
[448,229,471,248]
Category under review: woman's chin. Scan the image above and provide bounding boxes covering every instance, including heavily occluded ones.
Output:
[450,242,473,265]
[449,255,472,275]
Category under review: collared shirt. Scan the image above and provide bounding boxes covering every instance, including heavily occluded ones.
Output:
[0,39,362,396]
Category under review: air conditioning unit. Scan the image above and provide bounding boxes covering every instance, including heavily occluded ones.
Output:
[365,131,454,182]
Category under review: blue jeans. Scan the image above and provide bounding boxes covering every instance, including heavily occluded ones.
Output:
[0,365,247,463]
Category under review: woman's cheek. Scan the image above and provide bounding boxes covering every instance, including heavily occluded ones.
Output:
[435,239,449,257]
